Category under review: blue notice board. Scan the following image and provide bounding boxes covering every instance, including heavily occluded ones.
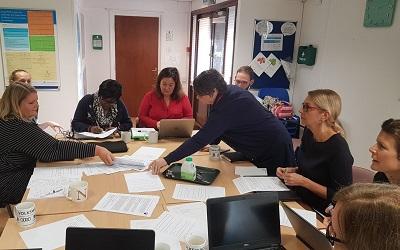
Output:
[252,20,297,89]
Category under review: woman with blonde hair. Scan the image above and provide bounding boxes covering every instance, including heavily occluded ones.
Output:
[0,82,114,206]
[328,183,400,250]
[277,89,353,214]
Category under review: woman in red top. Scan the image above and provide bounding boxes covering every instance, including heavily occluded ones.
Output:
[138,67,193,128]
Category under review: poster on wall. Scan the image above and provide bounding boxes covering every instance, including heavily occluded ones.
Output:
[0,9,60,89]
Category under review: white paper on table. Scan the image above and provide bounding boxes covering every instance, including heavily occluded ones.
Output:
[131,219,181,250]
[28,166,84,187]
[234,166,268,176]
[279,204,317,228]
[131,211,203,242]
[27,177,81,200]
[249,52,268,77]
[93,192,159,217]
[19,214,94,250]
[75,127,117,139]
[131,147,166,160]
[124,172,165,193]
[173,184,225,202]
[264,53,282,78]
[233,177,289,194]
[167,202,208,231]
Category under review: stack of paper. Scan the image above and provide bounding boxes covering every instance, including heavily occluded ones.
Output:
[75,127,117,139]
[234,166,268,176]
[124,172,165,193]
[233,176,289,194]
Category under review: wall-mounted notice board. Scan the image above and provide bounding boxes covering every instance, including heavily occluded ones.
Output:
[0,9,60,89]
[251,20,297,89]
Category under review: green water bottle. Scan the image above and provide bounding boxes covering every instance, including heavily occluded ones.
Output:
[181,157,196,181]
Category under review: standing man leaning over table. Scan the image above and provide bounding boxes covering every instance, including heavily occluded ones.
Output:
[150,69,295,175]
[0,83,114,206]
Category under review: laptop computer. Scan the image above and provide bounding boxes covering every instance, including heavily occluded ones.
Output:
[158,118,195,138]
[65,227,155,250]
[280,202,332,250]
[207,192,283,250]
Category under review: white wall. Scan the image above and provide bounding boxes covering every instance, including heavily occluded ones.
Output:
[0,0,80,130]
[79,0,191,94]
[294,0,400,168]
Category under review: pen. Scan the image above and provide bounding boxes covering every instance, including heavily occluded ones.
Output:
[311,207,326,219]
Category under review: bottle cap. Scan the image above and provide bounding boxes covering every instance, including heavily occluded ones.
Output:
[185,157,193,161]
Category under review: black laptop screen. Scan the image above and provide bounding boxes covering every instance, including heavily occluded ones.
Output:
[207,193,281,249]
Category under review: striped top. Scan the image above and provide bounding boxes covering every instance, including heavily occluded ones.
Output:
[0,118,96,205]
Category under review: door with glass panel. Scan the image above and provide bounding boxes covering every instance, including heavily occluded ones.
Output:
[189,3,236,127]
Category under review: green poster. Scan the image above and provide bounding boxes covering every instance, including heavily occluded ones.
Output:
[30,36,55,51]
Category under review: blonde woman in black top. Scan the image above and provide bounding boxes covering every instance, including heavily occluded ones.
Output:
[276,89,353,213]
[0,82,114,205]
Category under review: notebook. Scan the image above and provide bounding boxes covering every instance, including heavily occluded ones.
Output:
[207,192,284,250]
[158,118,195,138]
[65,227,155,250]
[280,202,332,250]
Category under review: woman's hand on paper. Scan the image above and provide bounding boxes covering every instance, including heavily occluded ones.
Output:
[90,126,103,134]
[150,158,167,175]
[95,146,114,165]
[276,167,298,179]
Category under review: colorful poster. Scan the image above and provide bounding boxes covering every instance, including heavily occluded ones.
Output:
[0,8,59,89]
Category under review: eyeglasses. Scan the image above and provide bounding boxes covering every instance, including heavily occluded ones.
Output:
[234,79,250,85]
[301,103,323,112]
[326,221,345,245]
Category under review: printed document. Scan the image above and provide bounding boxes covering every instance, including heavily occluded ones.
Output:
[75,127,117,139]
[172,184,225,202]
[235,166,268,176]
[94,192,159,217]
[124,172,165,193]
[279,205,317,227]
[19,214,94,250]
[233,176,289,194]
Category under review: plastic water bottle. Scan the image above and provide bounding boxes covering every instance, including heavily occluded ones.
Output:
[181,157,196,181]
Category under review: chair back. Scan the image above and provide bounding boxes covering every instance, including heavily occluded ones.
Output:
[352,166,375,183]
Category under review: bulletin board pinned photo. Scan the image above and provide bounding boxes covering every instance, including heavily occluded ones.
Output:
[250,20,297,89]
[0,8,60,89]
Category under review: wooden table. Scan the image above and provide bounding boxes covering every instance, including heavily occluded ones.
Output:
[0,139,313,250]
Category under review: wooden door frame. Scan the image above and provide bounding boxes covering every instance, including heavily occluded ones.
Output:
[108,9,161,79]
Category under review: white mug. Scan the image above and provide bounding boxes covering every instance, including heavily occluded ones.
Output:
[121,131,131,143]
[14,201,36,228]
[147,131,158,144]
[155,242,171,250]
[66,180,88,202]
[185,234,207,250]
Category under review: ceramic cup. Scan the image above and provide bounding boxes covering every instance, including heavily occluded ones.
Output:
[209,144,220,160]
[147,131,159,144]
[66,180,88,202]
[121,131,132,143]
[14,201,36,228]
[185,234,207,250]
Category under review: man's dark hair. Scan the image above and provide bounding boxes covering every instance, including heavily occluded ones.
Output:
[236,66,254,81]
[98,79,122,101]
[193,69,227,96]
[155,67,183,100]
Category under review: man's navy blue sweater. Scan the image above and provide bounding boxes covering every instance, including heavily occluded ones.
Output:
[164,85,295,175]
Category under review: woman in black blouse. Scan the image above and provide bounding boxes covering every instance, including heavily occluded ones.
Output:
[370,118,400,184]
[0,82,114,205]
[276,89,353,213]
